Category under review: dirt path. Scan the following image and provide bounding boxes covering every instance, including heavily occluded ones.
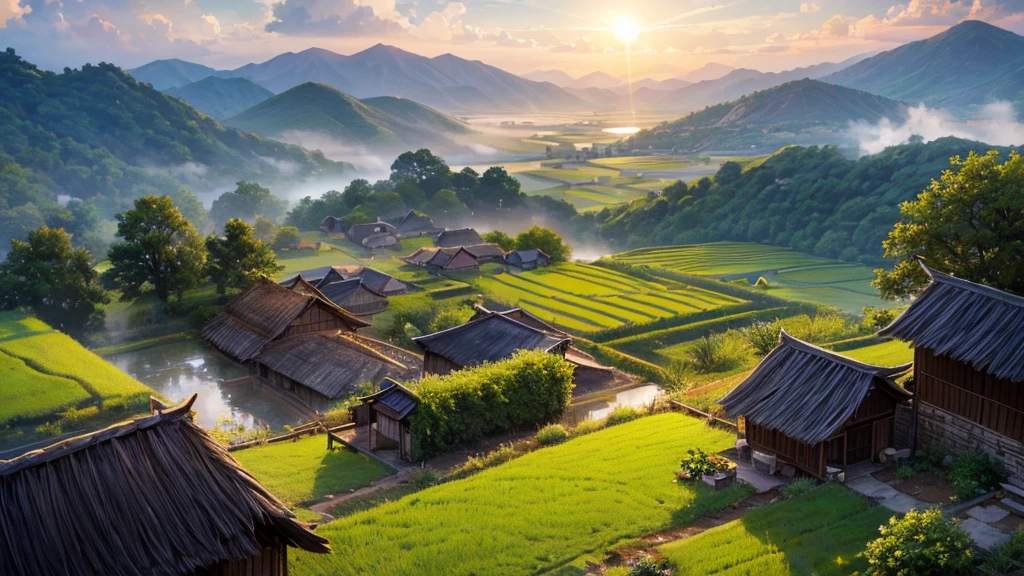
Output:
[308,468,416,521]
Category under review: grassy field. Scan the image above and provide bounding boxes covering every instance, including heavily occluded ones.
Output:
[612,243,891,314]
[840,340,914,366]
[292,413,752,576]
[658,485,890,575]
[232,435,393,506]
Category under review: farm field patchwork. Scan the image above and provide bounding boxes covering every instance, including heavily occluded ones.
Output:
[291,413,751,576]
[232,435,393,506]
[658,485,890,576]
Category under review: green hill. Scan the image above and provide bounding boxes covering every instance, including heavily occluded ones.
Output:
[225,83,471,150]
[165,77,273,119]
[631,79,906,152]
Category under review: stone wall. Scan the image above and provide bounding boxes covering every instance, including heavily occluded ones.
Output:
[917,401,1024,484]
[894,402,913,450]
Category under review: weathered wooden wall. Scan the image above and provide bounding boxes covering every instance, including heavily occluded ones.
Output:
[203,542,287,576]
[747,422,824,478]
[283,302,354,337]
[423,352,460,377]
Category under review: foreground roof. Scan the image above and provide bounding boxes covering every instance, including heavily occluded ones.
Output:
[472,304,569,339]
[879,262,1024,382]
[413,313,570,367]
[718,331,911,445]
[0,396,329,576]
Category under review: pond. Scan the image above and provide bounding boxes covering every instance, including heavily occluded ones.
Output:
[602,126,641,135]
[106,339,311,431]
[571,384,663,421]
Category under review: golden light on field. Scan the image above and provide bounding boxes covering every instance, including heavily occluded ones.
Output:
[612,16,641,44]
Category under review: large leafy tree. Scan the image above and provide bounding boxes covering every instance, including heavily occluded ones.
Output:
[210,182,287,227]
[206,219,282,294]
[106,196,207,303]
[390,149,451,198]
[0,226,109,335]
[874,150,1024,299]
[515,226,573,262]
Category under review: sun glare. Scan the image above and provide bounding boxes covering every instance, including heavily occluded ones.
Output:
[612,16,641,44]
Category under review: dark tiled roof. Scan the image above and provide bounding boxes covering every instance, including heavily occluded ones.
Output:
[435,228,484,247]
[413,313,570,368]
[464,243,506,258]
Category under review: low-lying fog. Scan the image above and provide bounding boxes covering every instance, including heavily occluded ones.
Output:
[850,101,1024,155]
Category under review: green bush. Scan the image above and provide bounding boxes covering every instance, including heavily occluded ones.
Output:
[35,420,62,437]
[188,305,220,329]
[949,451,1008,502]
[409,350,575,459]
[914,444,951,474]
[628,555,667,576]
[689,333,725,372]
[743,320,781,356]
[570,418,606,437]
[679,447,730,479]
[895,465,916,481]
[864,508,973,576]
[536,424,569,446]
[780,478,816,499]
[981,525,1024,575]
[606,406,641,426]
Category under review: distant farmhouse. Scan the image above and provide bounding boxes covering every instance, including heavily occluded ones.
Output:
[319,215,345,235]
[506,248,550,270]
[464,243,507,264]
[347,219,398,249]
[435,227,484,247]
[393,210,443,238]
[414,310,572,376]
[879,262,1024,483]
[402,247,480,271]
[719,331,911,479]
[283,275,388,319]
[283,265,407,297]
[0,395,329,575]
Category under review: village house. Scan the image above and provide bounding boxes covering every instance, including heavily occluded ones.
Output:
[284,265,407,297]
[464,243,507,264]
[506,248,551,270]
[0,395,329,576]
[201,279,368,363]
[351,379,420,462]
[426,246,479,271]
[434,227,484,247]
[718,330,912,479]
[283,275,388,319]
[393,210,443,238]
[347,219,399,249]
[414,311,572,376]
[401,247,439,266]
[319,215,345,235]
[879,262,1024,482]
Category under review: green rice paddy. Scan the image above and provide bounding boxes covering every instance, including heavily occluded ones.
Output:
[840,340,914,366]
[292,413,751,576]
[659,484,890,575]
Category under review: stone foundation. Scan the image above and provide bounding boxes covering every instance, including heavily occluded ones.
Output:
[917,401,1024,484]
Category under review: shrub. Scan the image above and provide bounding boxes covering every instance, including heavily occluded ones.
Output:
[272,226,301,250]
[606,406,641,426]
[570,418,605,437]
[188,305,220,329]
[679,447,731,479]
[781,478,816,499]
[409,350,575,459]
[864,508,973,576]
[59,405,100,427]
[895,465,916,481]
[981,526,1024,575]
[628,555,667,576]
[948,451,1008,501]
[536,424,569,446]
[411,470,439,489]
[743,320,781,356]
[428,302,474,333]
[689,333,725,372]
[35,420,62,437]
[914,444,951,474]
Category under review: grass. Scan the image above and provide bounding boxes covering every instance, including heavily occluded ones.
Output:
[232,434,393,506]
[0,352,92,424]
[840,340,914,366]
[658,484,891,575]
[291,413,752,576]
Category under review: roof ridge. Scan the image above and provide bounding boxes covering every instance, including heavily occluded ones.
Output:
[779,330,912,376]
[921,260,1024,308]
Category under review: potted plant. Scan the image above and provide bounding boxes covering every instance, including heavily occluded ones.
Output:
[679,448,737,490]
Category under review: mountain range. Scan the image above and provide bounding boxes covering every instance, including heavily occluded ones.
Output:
[132,45,584,113]
[165,77,273,119]
[223,83,470,151]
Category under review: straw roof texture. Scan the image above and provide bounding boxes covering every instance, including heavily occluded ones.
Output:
[435,228,484,247]
[414,312,570,368]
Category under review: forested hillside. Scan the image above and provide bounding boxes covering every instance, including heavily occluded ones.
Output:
[594,137,1008,264]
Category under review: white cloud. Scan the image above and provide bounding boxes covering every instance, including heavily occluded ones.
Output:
[201,14,221,35]
[800,3,821,13]
[264,0,408,36]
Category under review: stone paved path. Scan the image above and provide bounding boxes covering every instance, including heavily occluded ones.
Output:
[846,474,926,513]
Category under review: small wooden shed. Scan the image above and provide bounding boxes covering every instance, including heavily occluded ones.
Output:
[394,210,443,238]
[353,379,420,461]
[319,215,345,235]
[427,247,479,271]
[719,330,912,478]
[347,219,398,248]
[0,395,329,576]
[506,249,550,270]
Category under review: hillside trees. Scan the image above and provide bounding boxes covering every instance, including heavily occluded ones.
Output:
[390,149,451,198]
[0,226,109,335]
[205,219,282,294]
[105,196,207,303]
[515,226,572,262]
[874,150,1024,298]
[210,182,287,228]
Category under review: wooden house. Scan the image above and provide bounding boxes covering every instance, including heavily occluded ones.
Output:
[201,279,368,363]
[319,215,345,235]
[426,247,479,271]
[413,312,571,376]
[347,219,398,249]
[284,265,407,297]
[464,243,507,264]
[506,249,550,270]
[402,247,438,266]
[434,227,484,247]
[352,379,420,461]
[0,395,329,576]
[393,210,443,238]
[284,275,387,319]
[879,262,1024,481]
[255,333,421,412]
[718,331,912,479]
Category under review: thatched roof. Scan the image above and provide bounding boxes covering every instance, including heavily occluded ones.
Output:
[347,220,397,245]
[0,395,329,576]
[464,243,506,259]
[201,279,368,362]
[316,277,388,316]
[402,247,438,265]
[258,333,418,399]
[356,267,407,295]
[414,312,571,368]
[435,228,484,247]
[360,379,419,420]
[394,211,441,236]
[879,262,1024,382]
[718,331,911,445]
[472,304,570,339]
[508,248,549,263]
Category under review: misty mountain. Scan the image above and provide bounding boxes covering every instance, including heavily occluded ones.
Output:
[623,77,692,92]
[165,77,273,119]
[165,44,586,113]
[522,69,622,89]
[631,79,906,152]
[128,58,228,91]
[825,20,1024,112]
[224,82,470,151]
[682,63,735,83]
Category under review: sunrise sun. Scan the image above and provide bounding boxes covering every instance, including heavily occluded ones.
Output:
[612,15,641,44]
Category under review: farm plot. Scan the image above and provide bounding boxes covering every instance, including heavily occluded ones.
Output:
[840,340,914,366]
[291,413,751,576]
[0,353,92,425]
[659,484,890,576]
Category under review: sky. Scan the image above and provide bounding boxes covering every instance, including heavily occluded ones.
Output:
[3,0,1024,77]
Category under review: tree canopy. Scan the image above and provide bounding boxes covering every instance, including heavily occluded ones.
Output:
[0,226,109,335]
[210,182,287,228]
[515,226,572,262]
[206,219,282,294]
[874,150,1024,298]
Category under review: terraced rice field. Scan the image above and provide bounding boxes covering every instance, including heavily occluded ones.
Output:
[840,340,914,366]
[472,263,744,333]
[292,413,752,576]
[659,485,889,575]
